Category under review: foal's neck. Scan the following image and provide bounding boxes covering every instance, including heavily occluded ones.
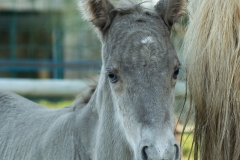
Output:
[76,74,133,159]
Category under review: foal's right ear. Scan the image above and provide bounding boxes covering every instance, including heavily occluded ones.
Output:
[155,0,186,28]
[78,0,115,32]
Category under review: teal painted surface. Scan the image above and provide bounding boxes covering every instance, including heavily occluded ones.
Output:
[0,12,64,79]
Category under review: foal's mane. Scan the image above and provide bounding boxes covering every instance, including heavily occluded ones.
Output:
[112,2,159,17]
[71,76,98,111]
[113,0,186,17]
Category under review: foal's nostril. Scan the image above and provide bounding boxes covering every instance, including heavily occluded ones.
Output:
[174,144,180,160]
[141,146,148,160]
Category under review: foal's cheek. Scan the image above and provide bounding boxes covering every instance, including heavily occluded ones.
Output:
[117,102,133,119]
[120,108,140,138]
[109,78,124,93]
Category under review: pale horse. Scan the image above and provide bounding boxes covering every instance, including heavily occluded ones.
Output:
[0,0,186,159]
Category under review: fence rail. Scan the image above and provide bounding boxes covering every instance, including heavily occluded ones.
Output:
[0,59,101,71]
[0,78,88,97]
[0,79,186,98]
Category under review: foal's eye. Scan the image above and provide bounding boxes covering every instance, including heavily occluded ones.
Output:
[173,68,179,79]
[108,73,118,83]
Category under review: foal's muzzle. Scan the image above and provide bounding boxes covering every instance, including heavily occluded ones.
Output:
[140,140,180,160]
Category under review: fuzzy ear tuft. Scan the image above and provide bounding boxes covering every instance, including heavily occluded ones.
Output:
[155,0,187,27]
[78,0,115,32]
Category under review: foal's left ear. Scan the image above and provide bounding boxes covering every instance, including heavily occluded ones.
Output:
[155,0,186,28]
[78,0,115,32]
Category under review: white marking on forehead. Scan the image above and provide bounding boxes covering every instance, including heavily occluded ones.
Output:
[161,71,166,75]
[141,36,155,44]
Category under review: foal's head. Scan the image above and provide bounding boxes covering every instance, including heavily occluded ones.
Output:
[79,0,185,159]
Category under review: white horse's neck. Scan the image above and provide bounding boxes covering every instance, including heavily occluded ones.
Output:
[75,73,133,160]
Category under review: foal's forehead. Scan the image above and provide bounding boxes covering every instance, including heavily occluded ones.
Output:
[103,7,178,70]
[105,31,178,70]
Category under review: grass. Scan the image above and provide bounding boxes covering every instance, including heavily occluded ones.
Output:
[181,133,194,160]
[36,99,72,109]
[35,100,194,159]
